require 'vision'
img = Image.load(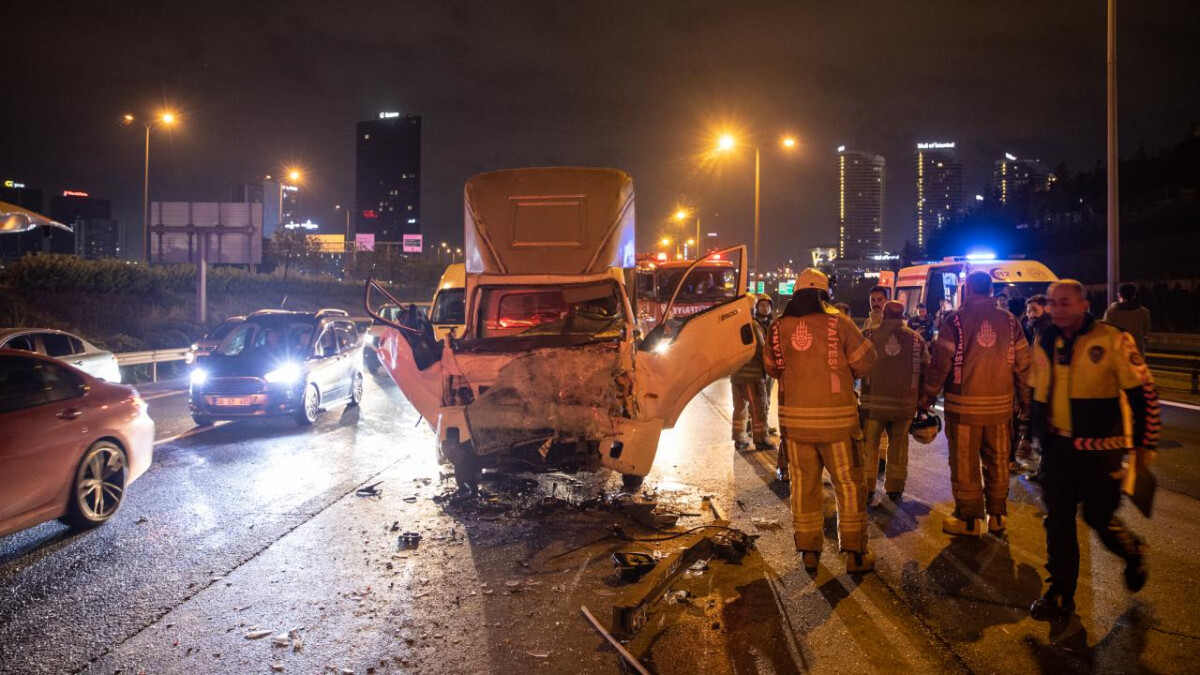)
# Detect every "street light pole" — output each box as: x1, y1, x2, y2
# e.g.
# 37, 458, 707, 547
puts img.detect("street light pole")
142, 124, 151, 263
1106, 0, 1120, 305
753, 146, 761, 286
